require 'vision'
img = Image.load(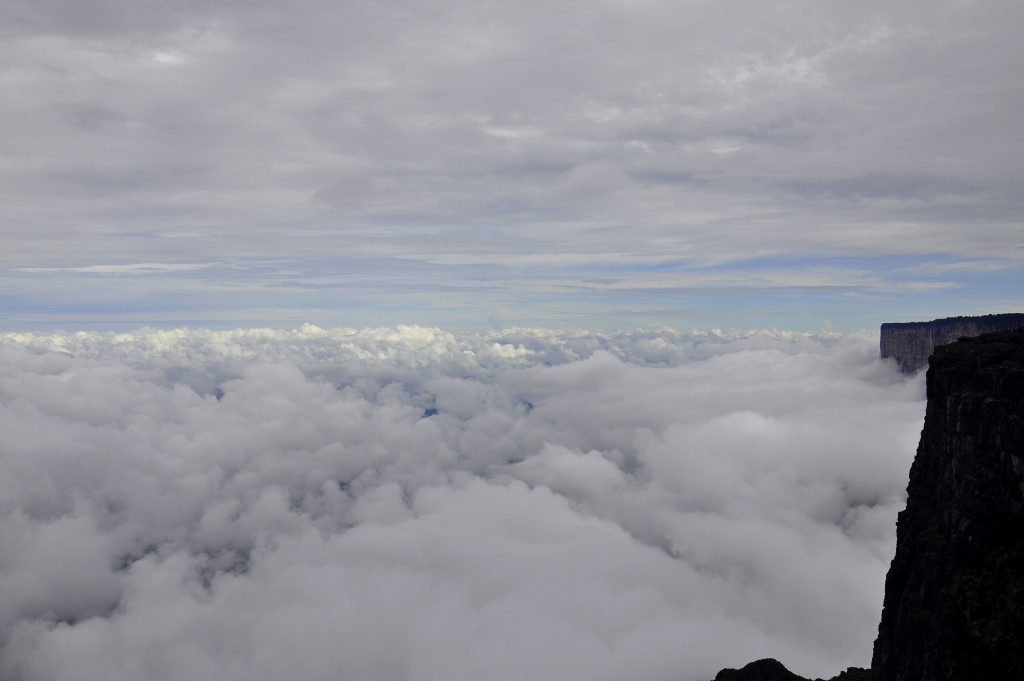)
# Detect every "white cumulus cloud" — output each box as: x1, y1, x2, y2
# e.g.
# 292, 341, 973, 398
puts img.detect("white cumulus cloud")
0, 326, 924, 680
